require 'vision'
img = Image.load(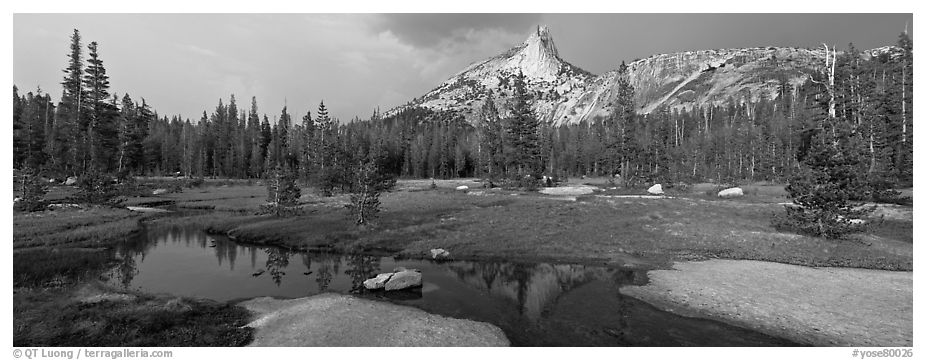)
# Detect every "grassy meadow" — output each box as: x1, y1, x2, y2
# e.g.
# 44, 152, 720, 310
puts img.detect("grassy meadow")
12, 176, 913, 346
